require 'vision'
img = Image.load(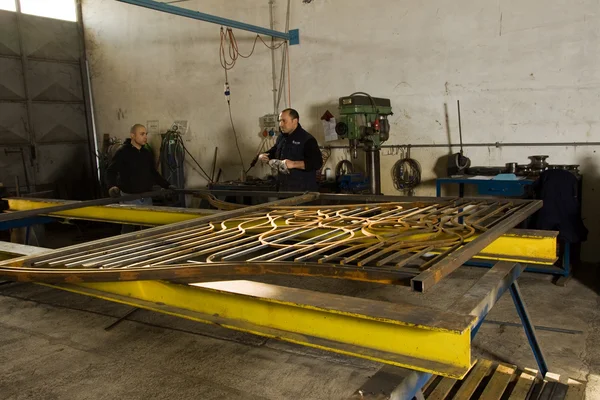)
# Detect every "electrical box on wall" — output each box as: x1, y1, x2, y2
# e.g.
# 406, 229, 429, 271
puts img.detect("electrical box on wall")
259, 113, 278, 137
